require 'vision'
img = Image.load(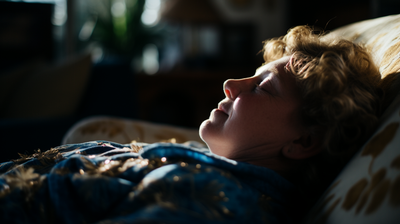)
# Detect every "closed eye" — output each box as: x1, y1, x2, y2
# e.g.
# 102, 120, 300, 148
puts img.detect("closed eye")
254, 83, 279, 98
254, 83, 270, 94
